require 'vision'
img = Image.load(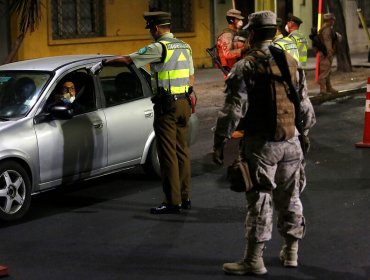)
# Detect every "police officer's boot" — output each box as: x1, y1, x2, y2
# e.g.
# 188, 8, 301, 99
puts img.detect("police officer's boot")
222, 241, 267, 275
279, 236, 299, 267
